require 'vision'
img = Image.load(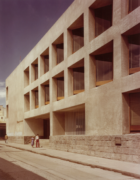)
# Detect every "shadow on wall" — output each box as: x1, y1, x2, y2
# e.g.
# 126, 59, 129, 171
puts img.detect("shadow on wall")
25, 119, 44, 136
0, 157, 47, 180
